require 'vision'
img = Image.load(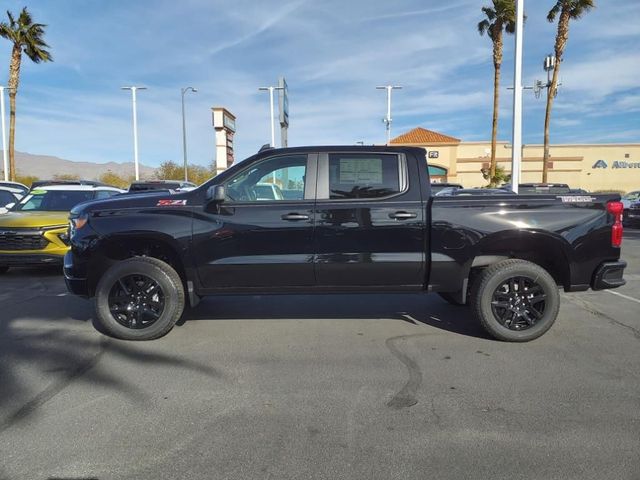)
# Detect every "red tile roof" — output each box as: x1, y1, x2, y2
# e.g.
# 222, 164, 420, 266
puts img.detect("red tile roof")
390, 127, 460, 145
